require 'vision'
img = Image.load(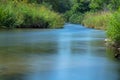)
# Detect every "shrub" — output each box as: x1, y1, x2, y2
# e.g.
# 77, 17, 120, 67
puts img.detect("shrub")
63, 11, 73, 22
107, 9, 120, 43
64, 11, 84, 24
0, 1, 21, 28
0, 1, 64, 29
82, 12, 112, 30
69, 13, 84, 24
